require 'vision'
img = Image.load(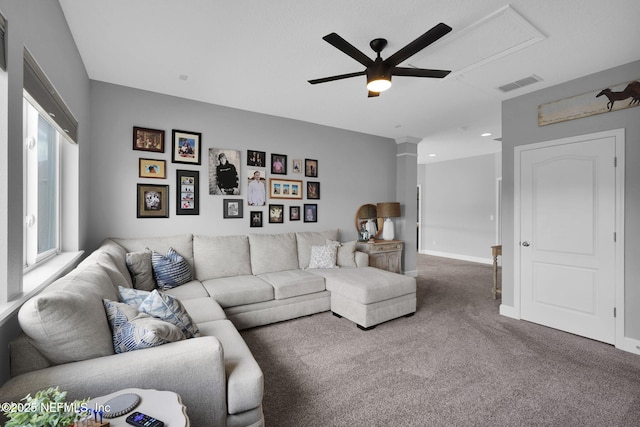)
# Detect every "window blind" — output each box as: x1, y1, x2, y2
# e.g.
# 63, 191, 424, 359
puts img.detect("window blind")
0, 13, 6, 71
23, 49, 78, 143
